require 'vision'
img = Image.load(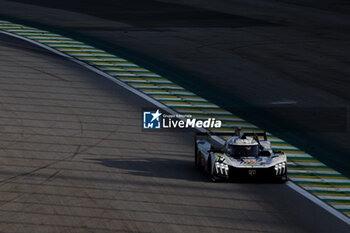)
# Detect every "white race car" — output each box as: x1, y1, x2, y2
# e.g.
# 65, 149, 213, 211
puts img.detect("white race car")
195, 130, 287, 182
